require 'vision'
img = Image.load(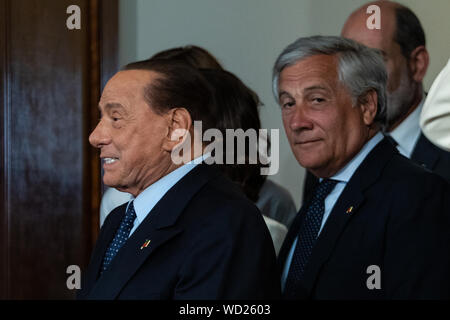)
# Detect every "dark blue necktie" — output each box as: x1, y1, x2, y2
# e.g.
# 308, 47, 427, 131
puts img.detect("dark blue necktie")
283, 178, 338, 298
101, 201, 137, 274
